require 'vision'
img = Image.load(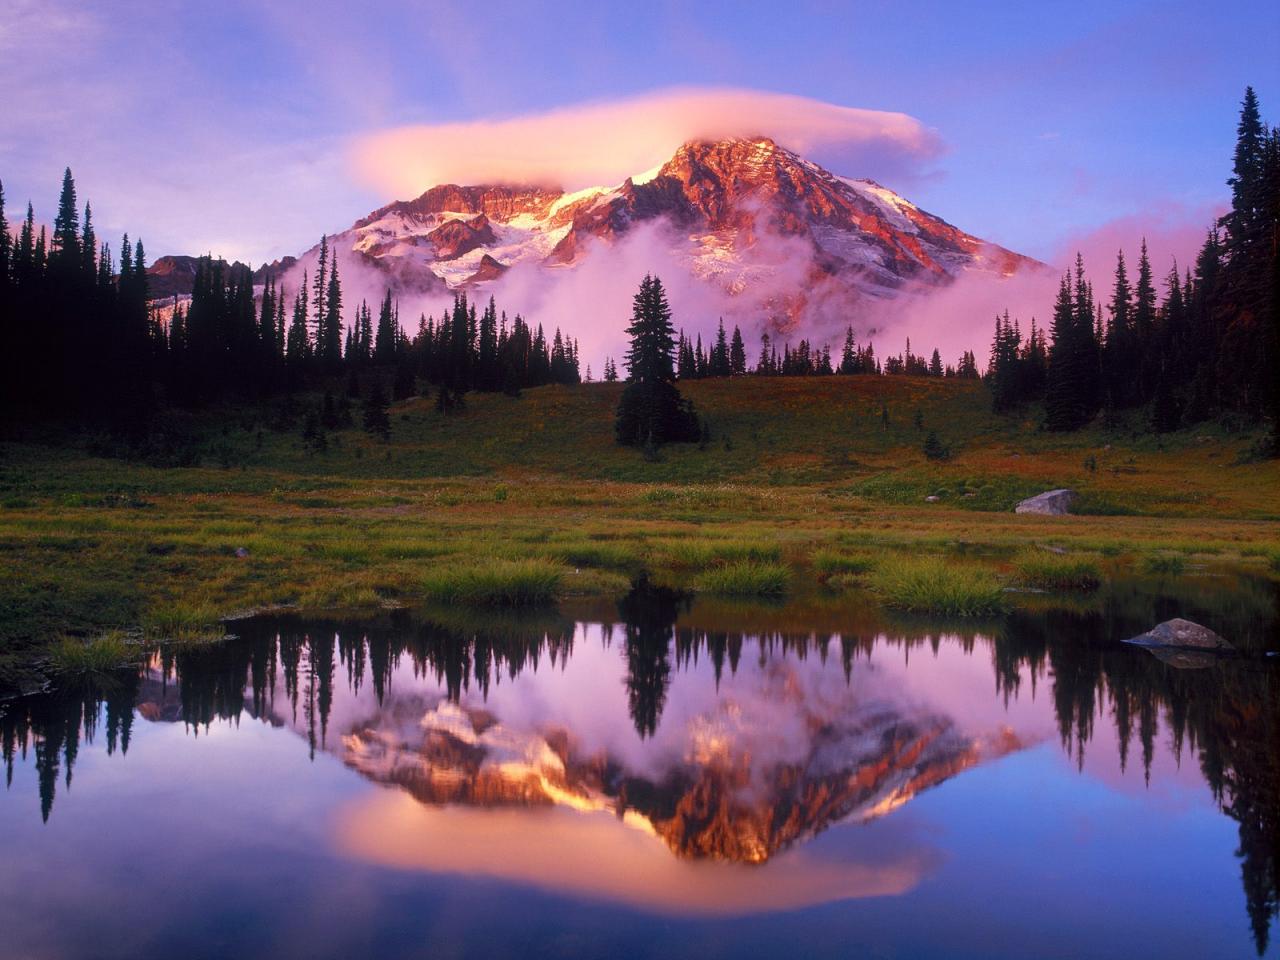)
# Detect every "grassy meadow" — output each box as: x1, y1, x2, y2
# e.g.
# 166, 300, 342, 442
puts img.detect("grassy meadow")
2, 375, 1277, 692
